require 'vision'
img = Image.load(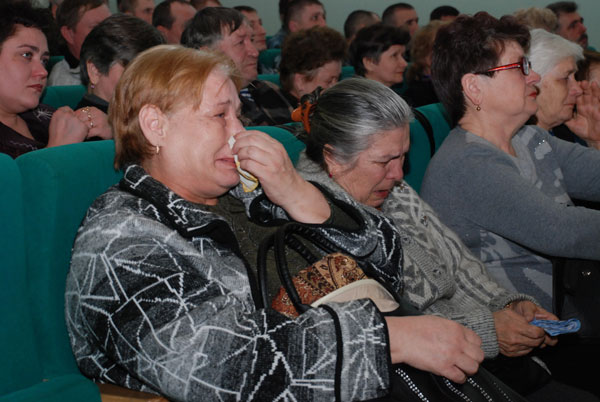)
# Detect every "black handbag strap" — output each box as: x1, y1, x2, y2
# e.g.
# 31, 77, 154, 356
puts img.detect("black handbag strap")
257, 221, 358, 314
413, 109, 436, 157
